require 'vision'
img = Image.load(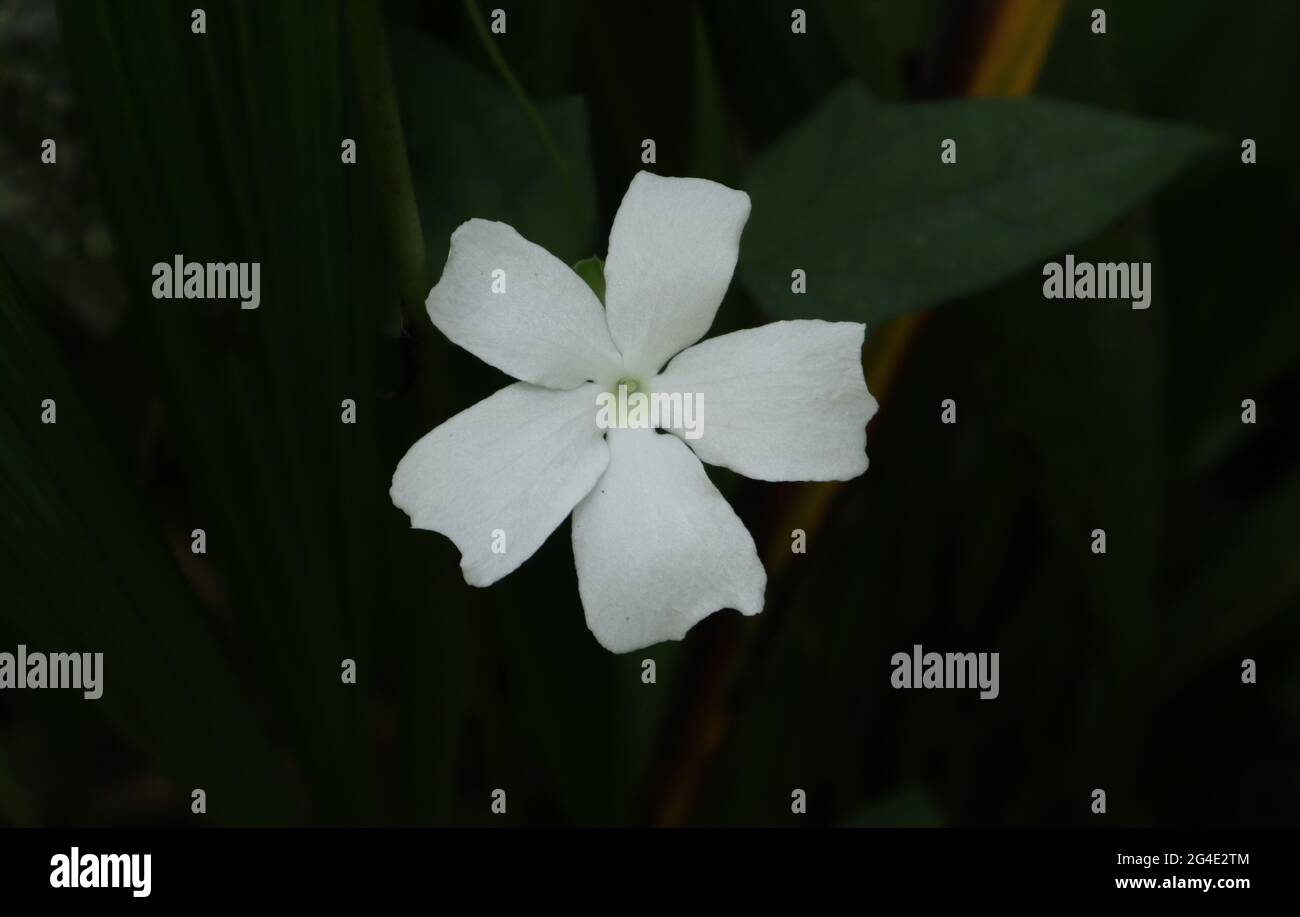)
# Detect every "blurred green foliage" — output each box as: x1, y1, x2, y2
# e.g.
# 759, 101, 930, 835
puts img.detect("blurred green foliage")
740, 85, 1211, 322
0, 0, 1296, 827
